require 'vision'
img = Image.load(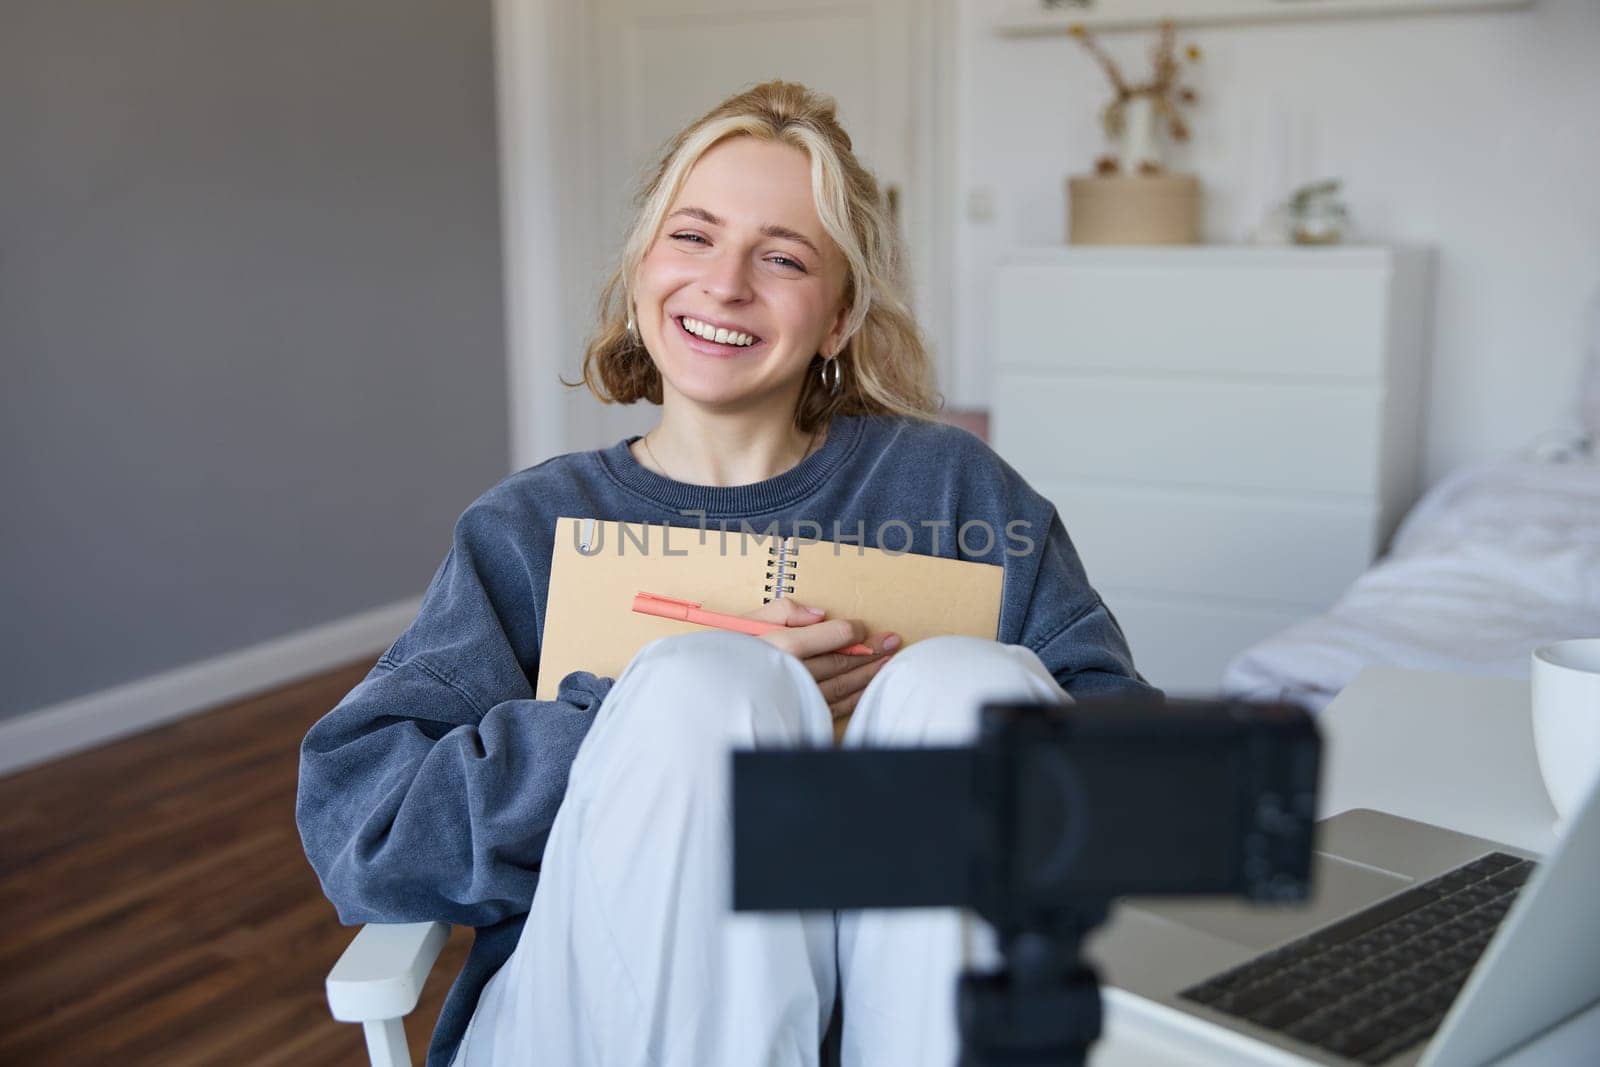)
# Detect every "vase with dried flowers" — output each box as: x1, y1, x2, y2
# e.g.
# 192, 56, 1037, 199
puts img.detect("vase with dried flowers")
1063, 20, 1205, 245
1069, 21, 1201, 176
